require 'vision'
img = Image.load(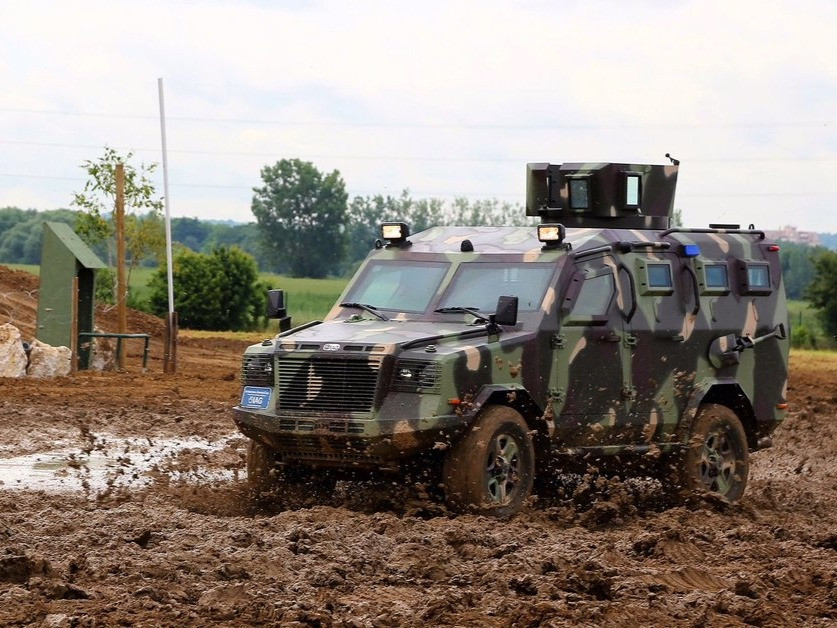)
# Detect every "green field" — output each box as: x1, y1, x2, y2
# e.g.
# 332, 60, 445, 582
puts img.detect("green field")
260, 273, 347, 326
